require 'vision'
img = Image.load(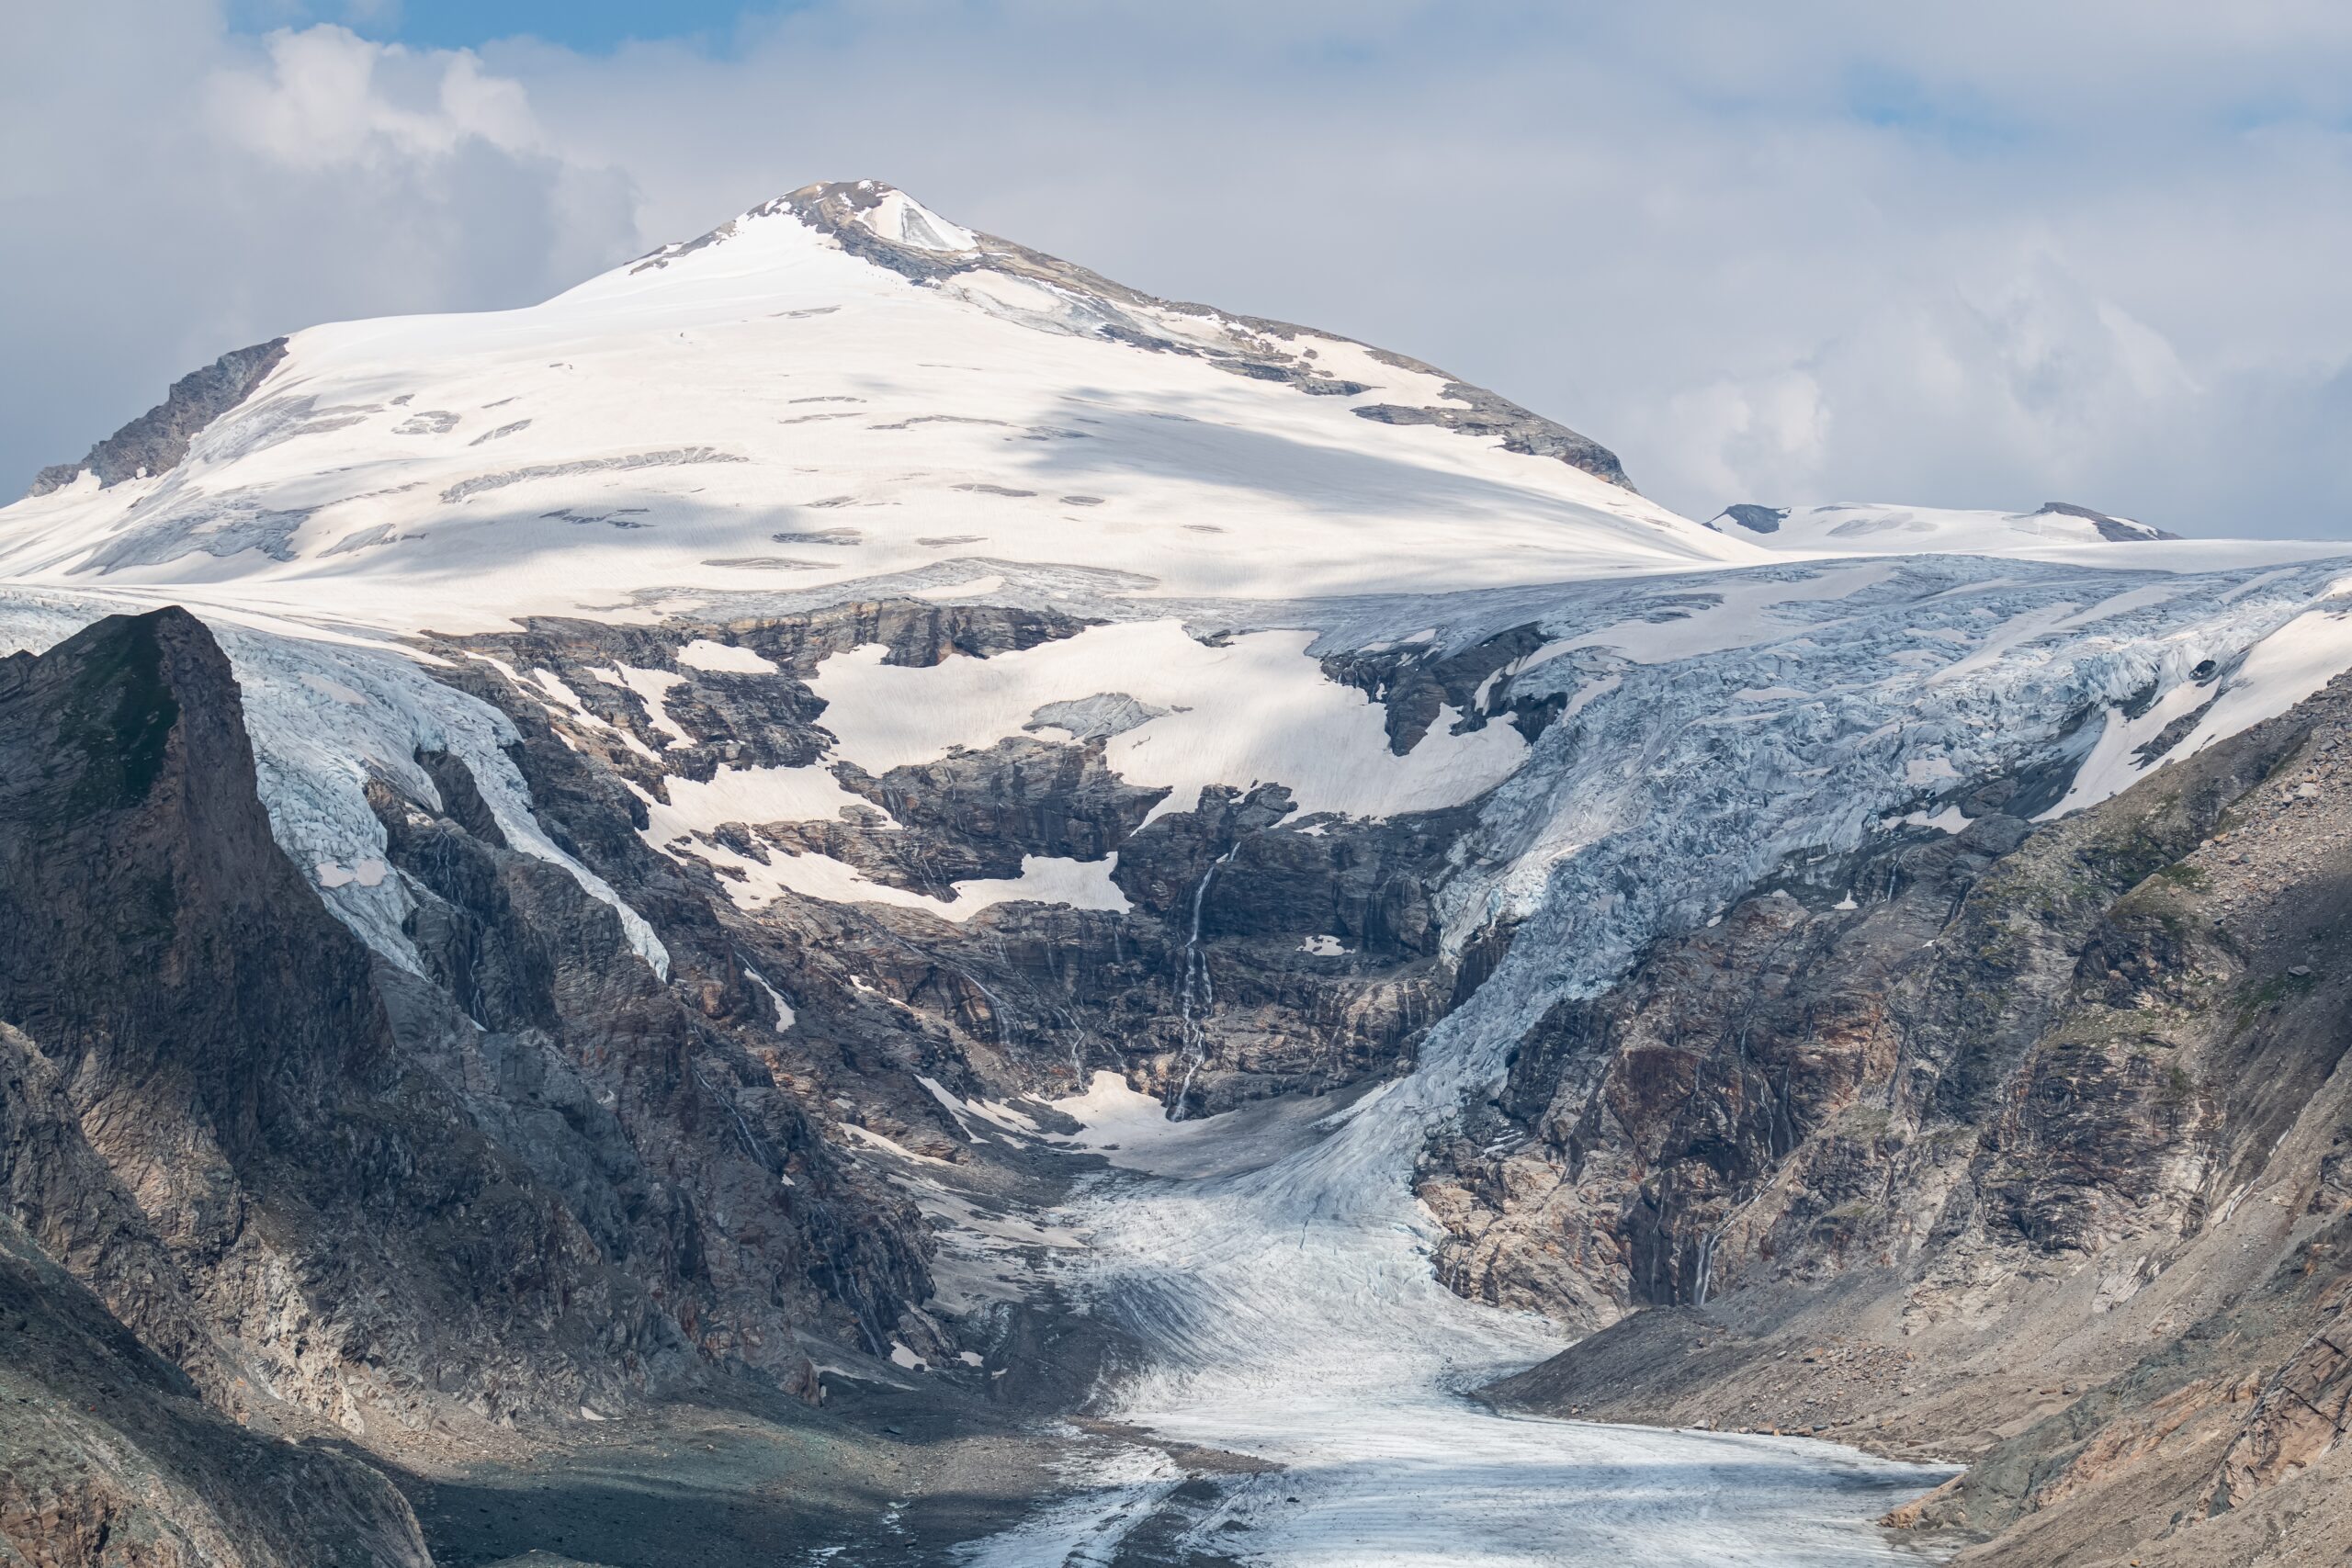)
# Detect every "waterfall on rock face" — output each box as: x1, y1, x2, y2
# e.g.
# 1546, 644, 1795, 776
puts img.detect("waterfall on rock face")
1171, 843, 1238, 1118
